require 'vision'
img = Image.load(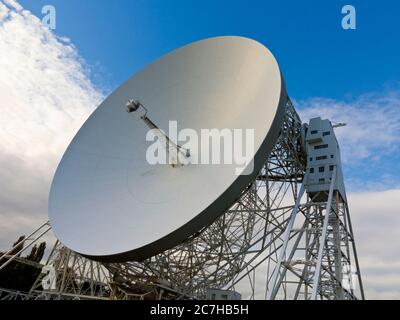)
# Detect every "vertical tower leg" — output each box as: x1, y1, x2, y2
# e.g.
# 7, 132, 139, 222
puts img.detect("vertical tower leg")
265, 166, 364, 300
